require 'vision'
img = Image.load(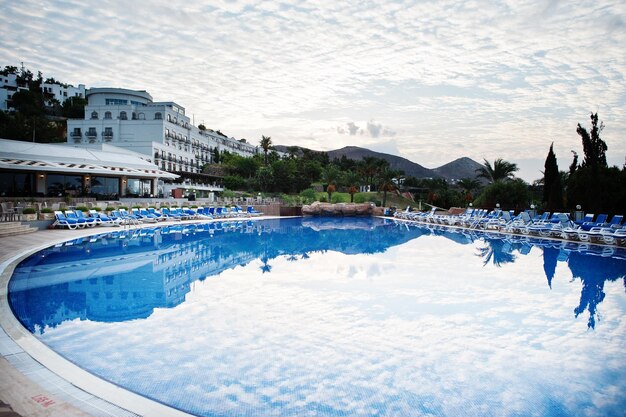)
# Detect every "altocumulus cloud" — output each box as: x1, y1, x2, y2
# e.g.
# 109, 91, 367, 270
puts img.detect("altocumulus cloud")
0, 0, 625, 180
